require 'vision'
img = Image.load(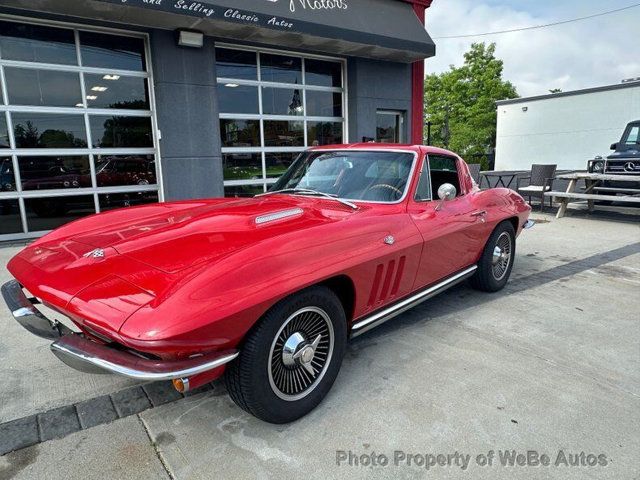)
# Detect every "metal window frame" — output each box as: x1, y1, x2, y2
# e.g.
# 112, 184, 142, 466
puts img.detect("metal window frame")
0, 13, 162, 241
216, 43, 348, 196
